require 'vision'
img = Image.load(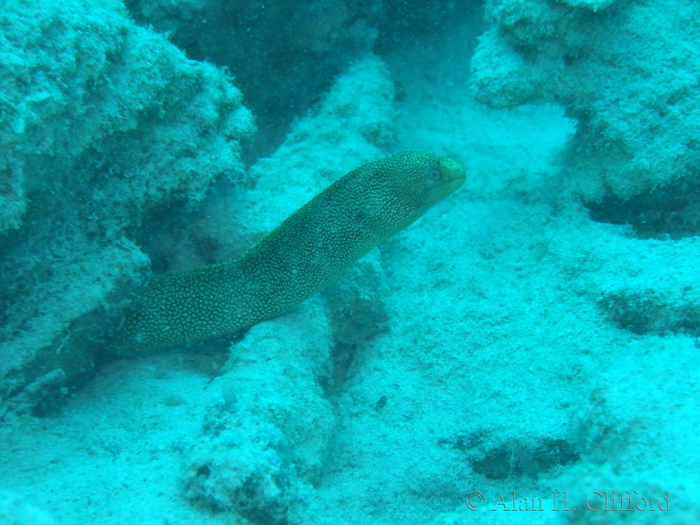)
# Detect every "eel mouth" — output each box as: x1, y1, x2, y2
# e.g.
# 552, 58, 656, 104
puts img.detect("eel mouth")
439, 157, 466, 192
423, 156, 466, 206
